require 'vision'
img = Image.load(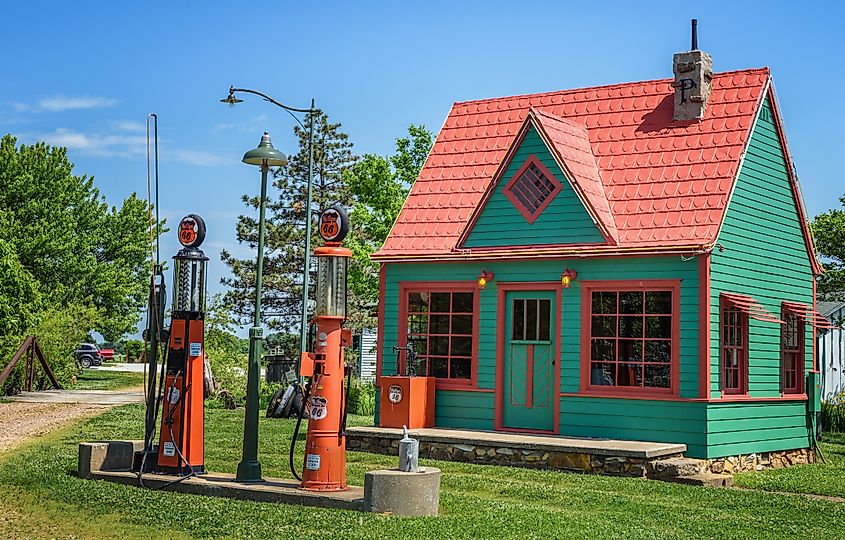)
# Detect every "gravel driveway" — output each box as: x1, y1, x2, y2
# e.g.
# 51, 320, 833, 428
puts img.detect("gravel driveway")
0, 401, 110, 453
